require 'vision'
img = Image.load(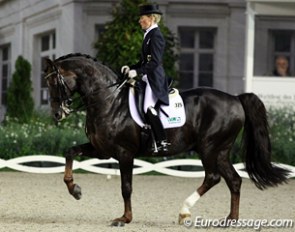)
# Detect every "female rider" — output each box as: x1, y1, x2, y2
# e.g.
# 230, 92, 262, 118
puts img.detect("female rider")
121, 3, 169, 152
